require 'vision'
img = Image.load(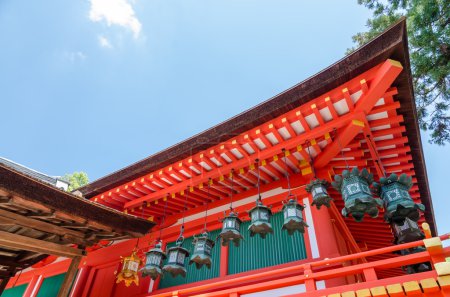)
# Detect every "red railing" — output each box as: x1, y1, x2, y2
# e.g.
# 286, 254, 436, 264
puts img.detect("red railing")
145, 229, 450, 297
